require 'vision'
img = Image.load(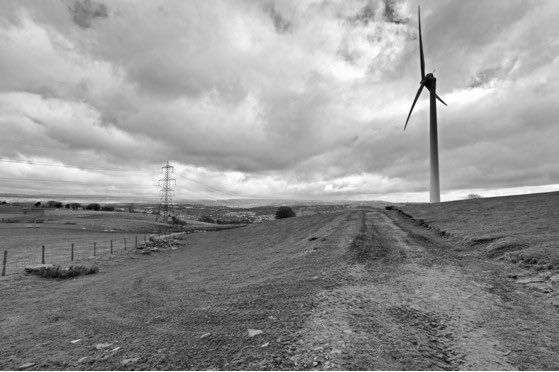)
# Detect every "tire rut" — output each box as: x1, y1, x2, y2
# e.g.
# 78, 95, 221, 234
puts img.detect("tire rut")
292, 211, 516, 370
